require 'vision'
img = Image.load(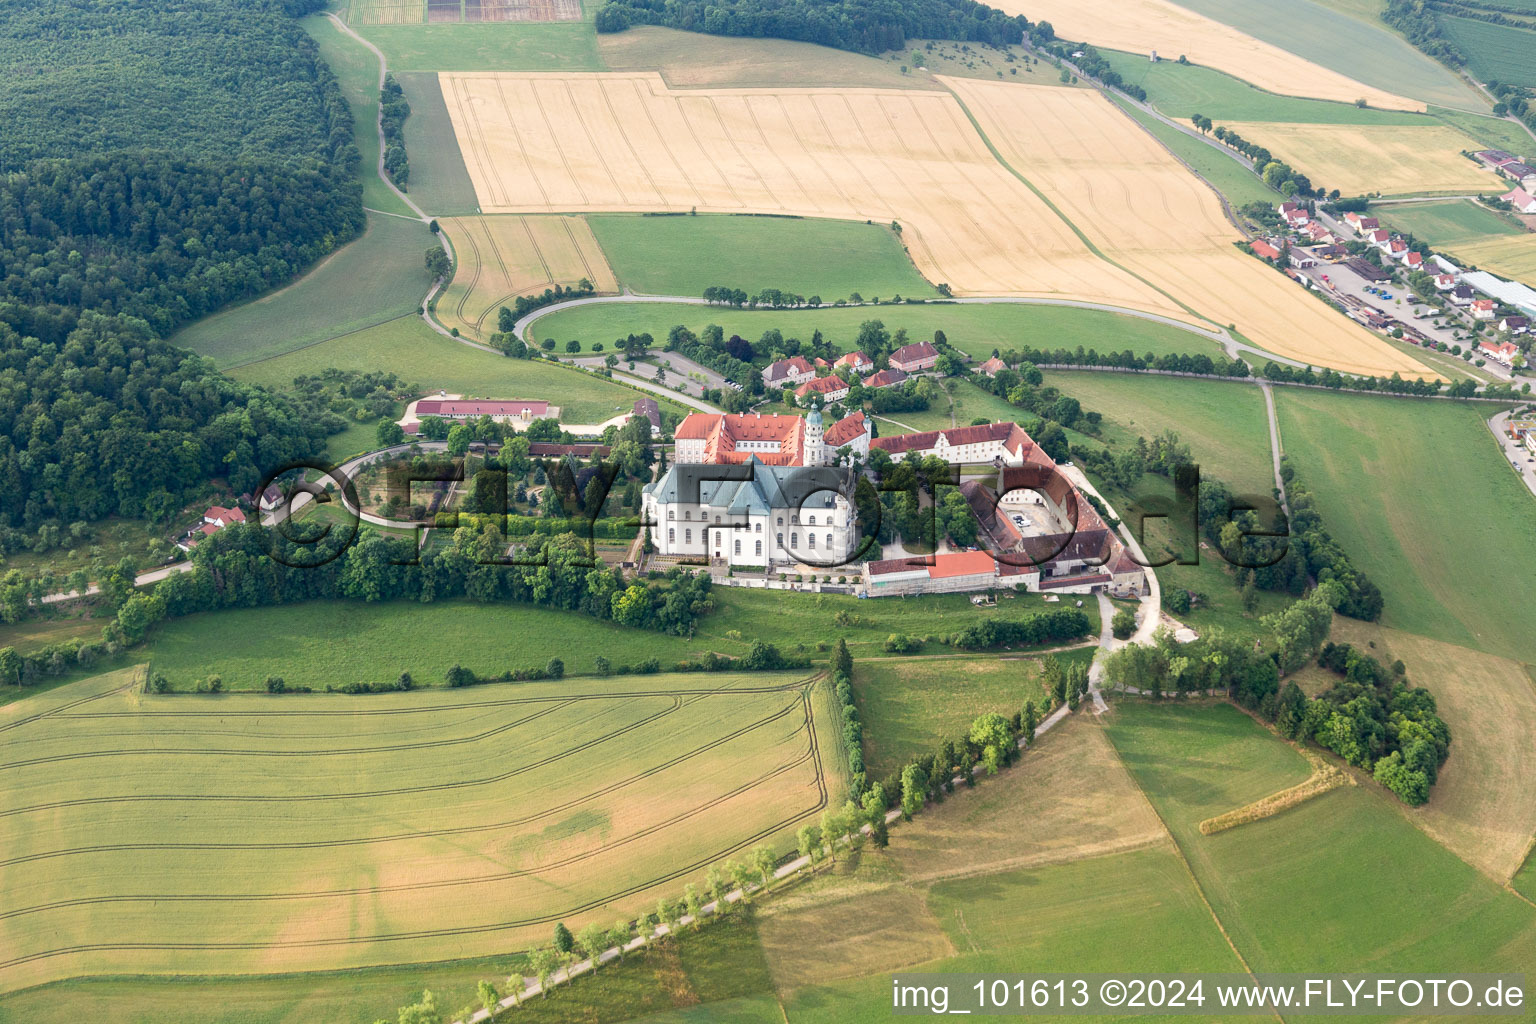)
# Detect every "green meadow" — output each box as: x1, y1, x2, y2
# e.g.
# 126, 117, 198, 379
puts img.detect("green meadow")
852, 649, 1094, 779
587, 214, 936, 301
393, 72, 481, 215
171, 214, 433, 368
1439, 14, 1536, 88
1169, 0, 1485, 110
1378, 199, 1523, 246
1106, 97, 1280, 208
530, 300, 1229, 360
1102, 50, 1428, 124
351, 21, 603, 72
145, 600, 720, 689
1276, 389, 1536, 665
303, 15, 414, 216
227, 316, 675, 423
1045, 371, 1275, 495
